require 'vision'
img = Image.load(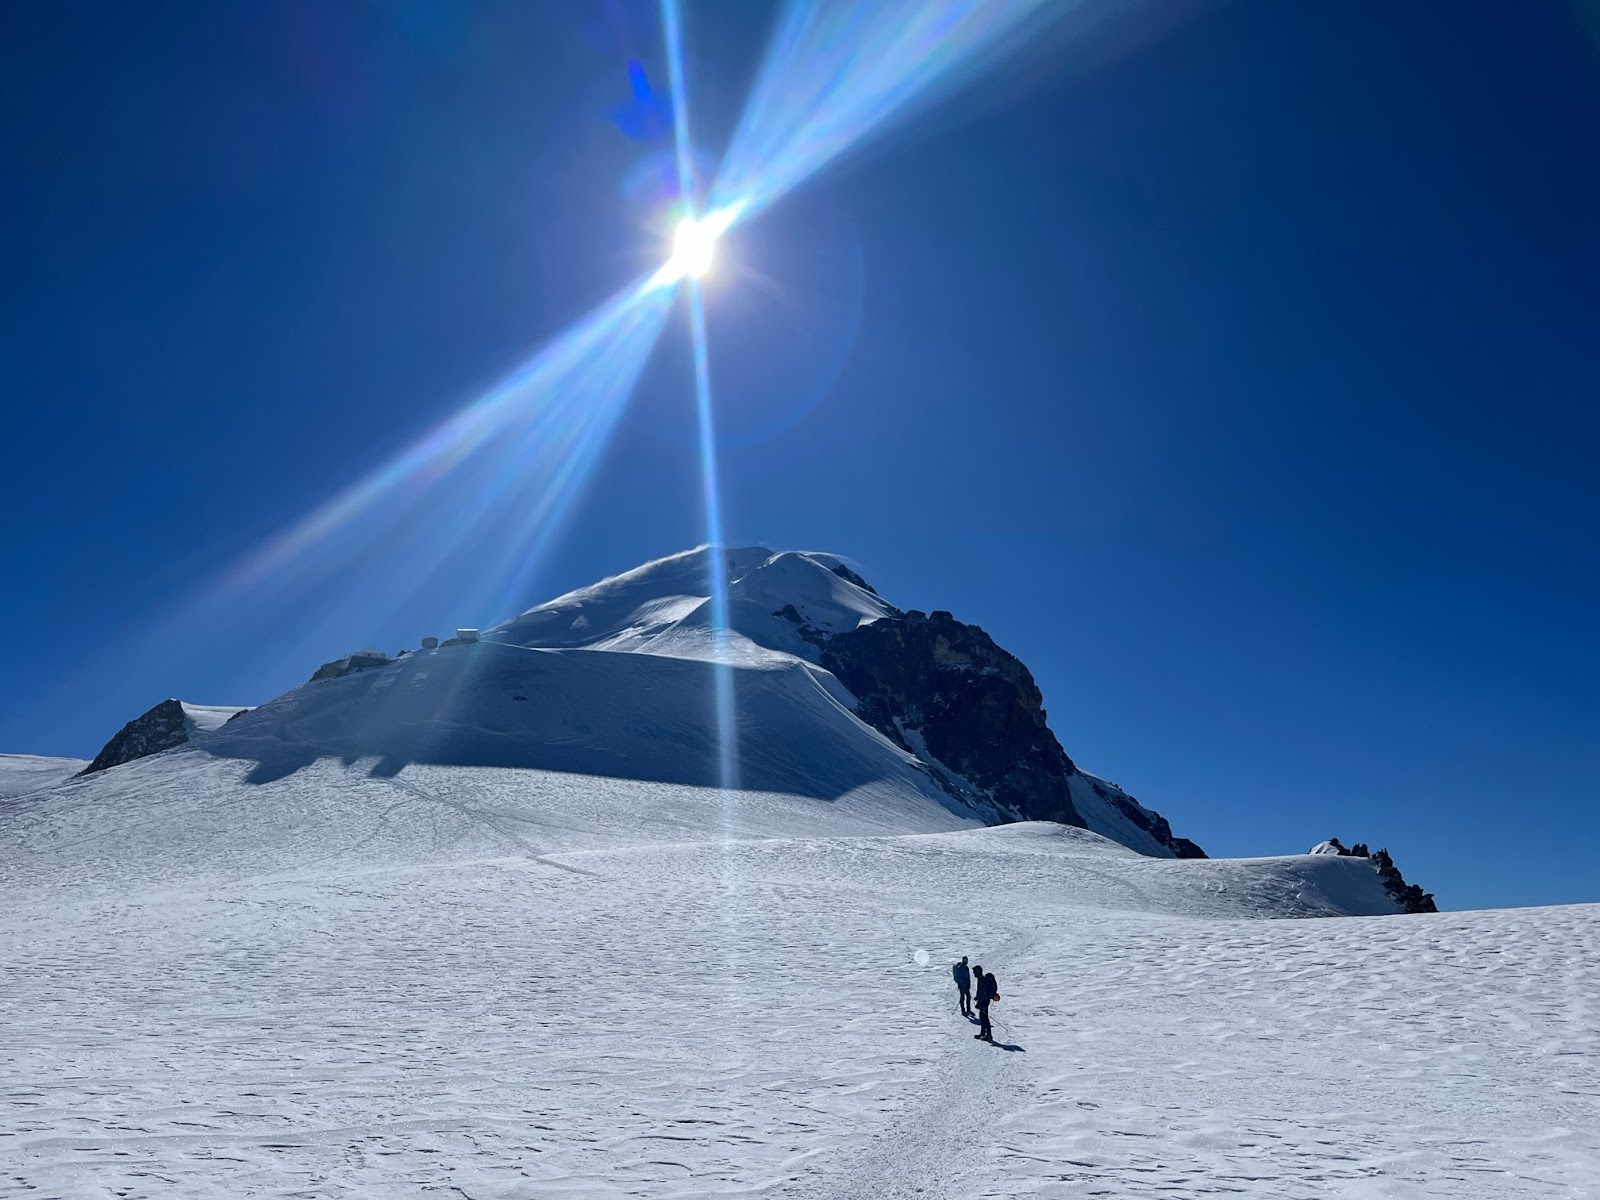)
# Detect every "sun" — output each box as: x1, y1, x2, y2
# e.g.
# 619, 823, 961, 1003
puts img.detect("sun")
670, 215, 717, 280
649, 204, 742, 290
